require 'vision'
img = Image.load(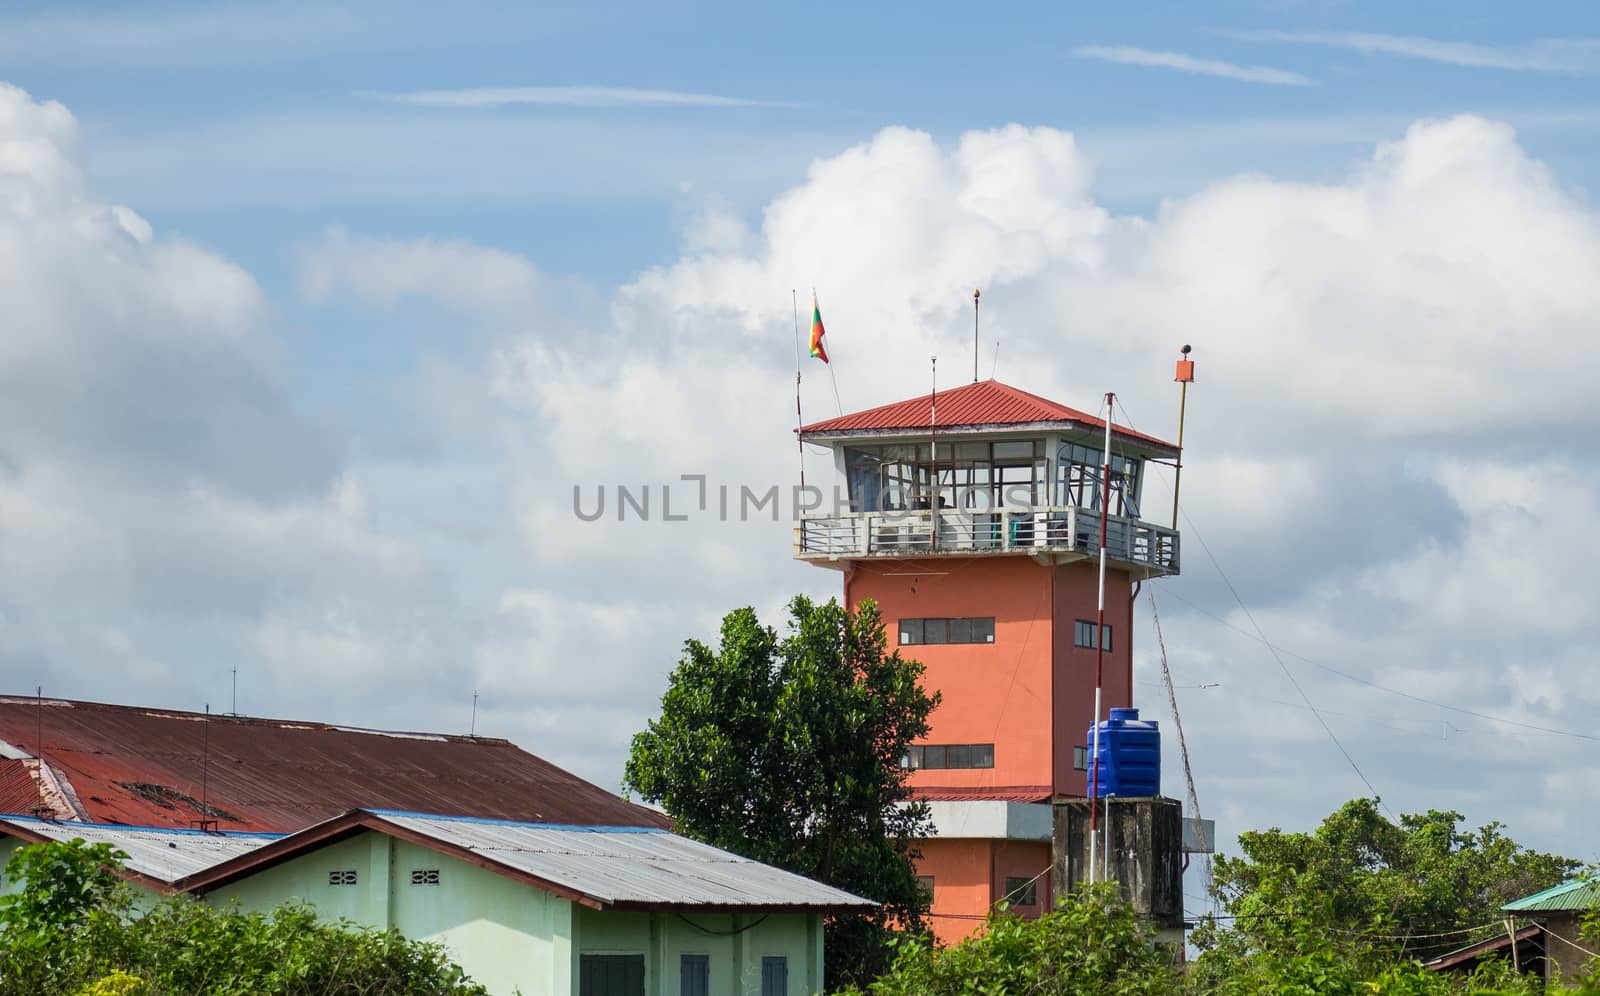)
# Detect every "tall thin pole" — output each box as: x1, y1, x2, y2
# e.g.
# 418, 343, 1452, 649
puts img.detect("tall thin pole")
1088, 391, 1115, 882
34, 686, 41, 765
1172, 345, 1194, 532
972, 288, 981, 383
471, 691, 479, 737
792, 290, 806, 492
199, 703, 210, 825
929, 356, 938, 551
230, 667, 237, 716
